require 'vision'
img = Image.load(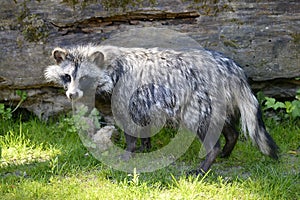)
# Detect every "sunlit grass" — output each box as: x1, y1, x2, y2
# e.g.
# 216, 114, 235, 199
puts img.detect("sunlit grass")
0, 115, 299, 200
